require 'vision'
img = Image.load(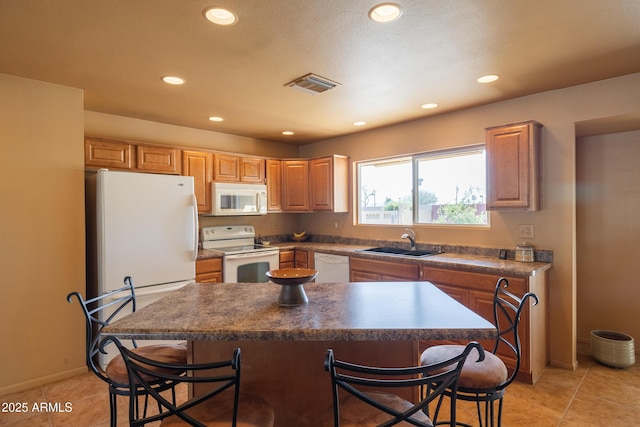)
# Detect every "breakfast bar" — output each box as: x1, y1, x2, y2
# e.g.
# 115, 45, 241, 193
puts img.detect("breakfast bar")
104, 281, 496, 426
